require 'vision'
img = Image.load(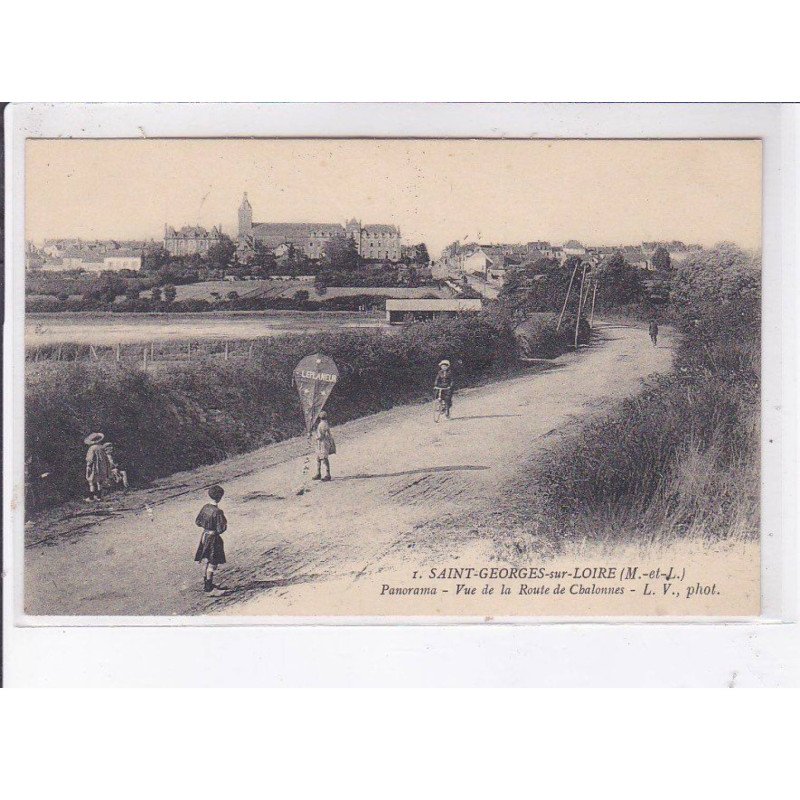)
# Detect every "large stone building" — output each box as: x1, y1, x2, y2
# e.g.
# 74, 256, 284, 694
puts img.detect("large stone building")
164, 224, 223, 256
236, 193, 401, 262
